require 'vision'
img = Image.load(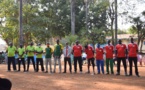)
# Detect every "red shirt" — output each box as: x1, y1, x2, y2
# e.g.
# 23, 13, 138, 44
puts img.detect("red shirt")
116, 44, 126, 58
105, 45, 114, 59
85, 46, 94, 59
73, 45, 82, 57
128, 43, 138, 57
96, 48, 104, 60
